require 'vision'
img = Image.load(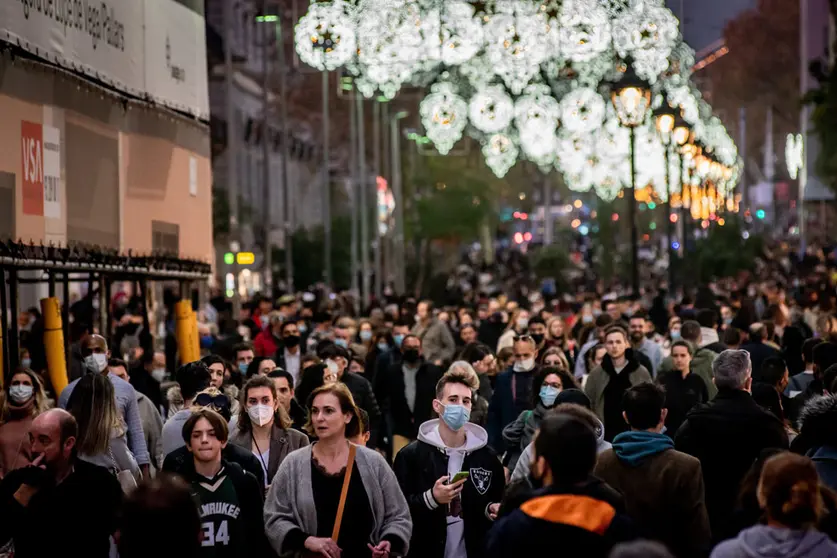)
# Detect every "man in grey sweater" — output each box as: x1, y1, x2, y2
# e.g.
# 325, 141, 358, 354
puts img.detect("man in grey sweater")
58, 335, 150, 476
161, 361, 211, 456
